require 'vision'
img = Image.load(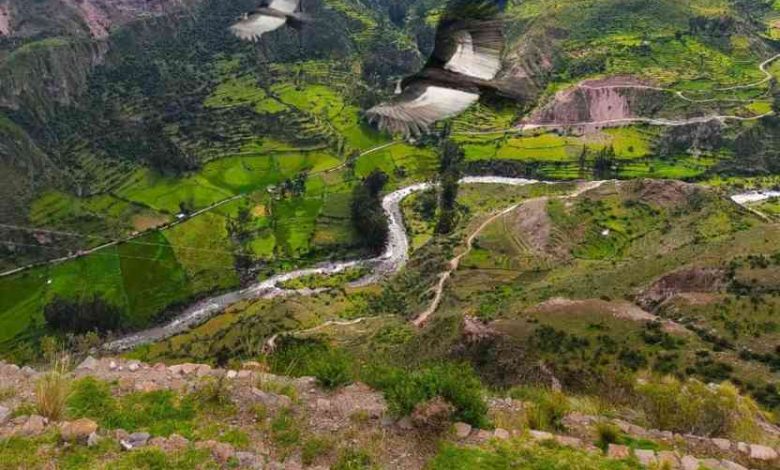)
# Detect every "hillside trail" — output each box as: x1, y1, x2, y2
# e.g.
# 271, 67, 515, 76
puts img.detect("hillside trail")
412, 180, 607, 327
